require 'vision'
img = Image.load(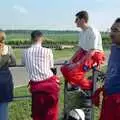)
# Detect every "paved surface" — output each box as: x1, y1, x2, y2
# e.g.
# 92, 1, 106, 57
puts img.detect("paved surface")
11, 50, 110, 87
11, 60, 64, 87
